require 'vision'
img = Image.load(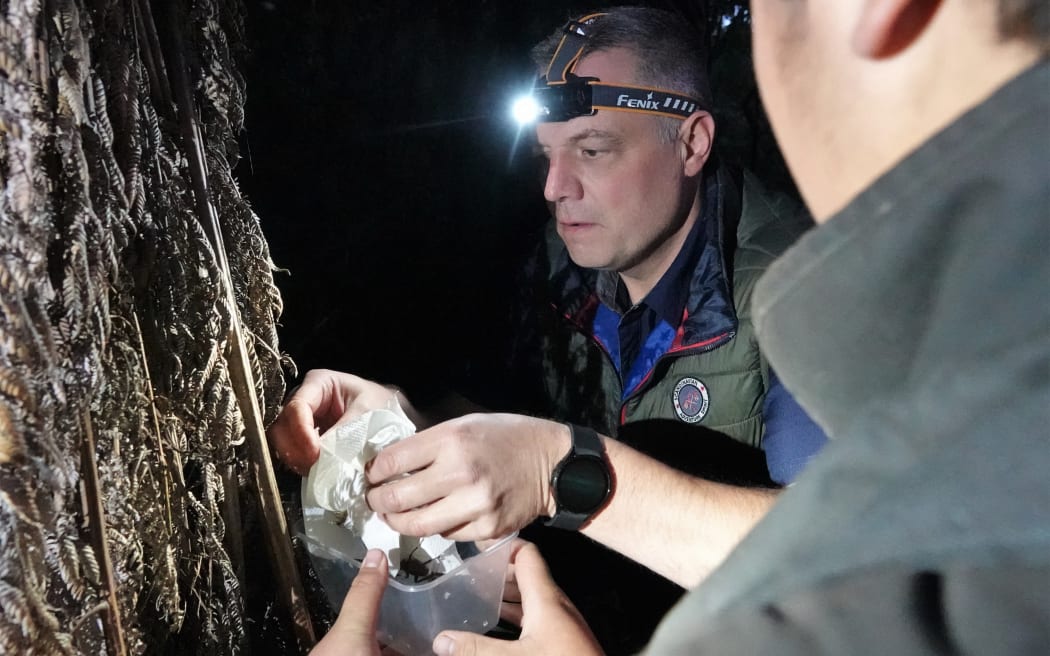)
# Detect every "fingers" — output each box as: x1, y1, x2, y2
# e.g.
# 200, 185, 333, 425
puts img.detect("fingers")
270, 369, 400, 475
269, 369, 348, 475
269, 397, 321, 475
498, 538, 527, 611
477, 540, 549, 628
340, 549, 388, 633
500, 599, 524, 627
370, 471, 519, 541
365, 432, 476, 536
502, 579, 522, 604
433, 631, 513, 656
311, 549, 387, 656
296, 369, 353, 428
507, 542, 560, 613
366, 431, 440, 485
509, 542, 603, 653
372, 488, 492, 540
433, 543, 602, 656
366, 418, 542, 540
